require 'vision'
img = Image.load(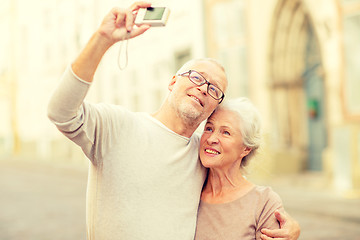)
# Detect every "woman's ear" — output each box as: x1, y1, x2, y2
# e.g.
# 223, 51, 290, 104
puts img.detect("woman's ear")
241, 147, 252, 158
168, 75, 177, 91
